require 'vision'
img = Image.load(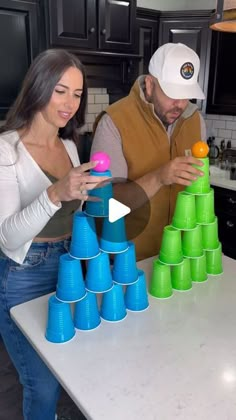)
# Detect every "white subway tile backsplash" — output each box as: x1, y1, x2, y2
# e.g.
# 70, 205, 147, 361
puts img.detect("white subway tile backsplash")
213, 120, 225, 129
87, 104, 102, 114
88, 88, 104, 94
218, 129, 232, 138
219, 115, 234, 121
226, 121, 236, 130
85, 114, 96, 123
205, 113, 236, 147
205, 114, 219, 120
87, 95, 95, 104
95, 94, 109, 104
82, 88, 109, 132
